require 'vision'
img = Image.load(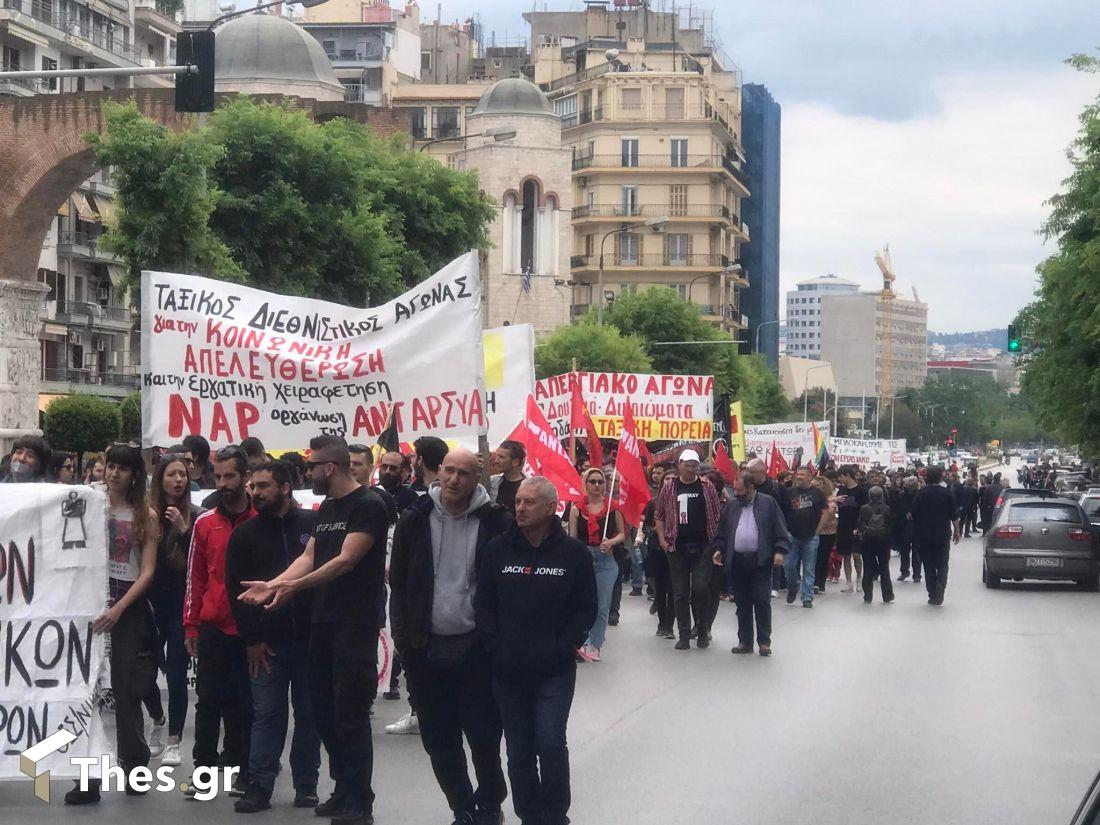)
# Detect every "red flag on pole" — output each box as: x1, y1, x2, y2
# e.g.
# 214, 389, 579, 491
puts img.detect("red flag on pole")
638, 437, 653, 468
712, 440, 739, 486
767, 441, 789, 479
570, 377, 603, 469
613, 402, 651, 527
506, 395, 584, 503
